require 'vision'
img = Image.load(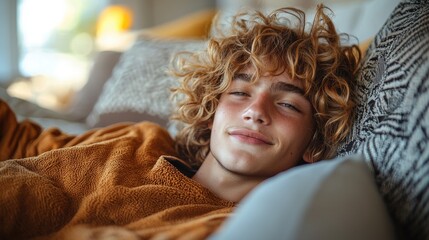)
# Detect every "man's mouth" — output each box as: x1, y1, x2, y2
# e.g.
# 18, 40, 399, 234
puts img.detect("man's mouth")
228, 129, 274, 145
